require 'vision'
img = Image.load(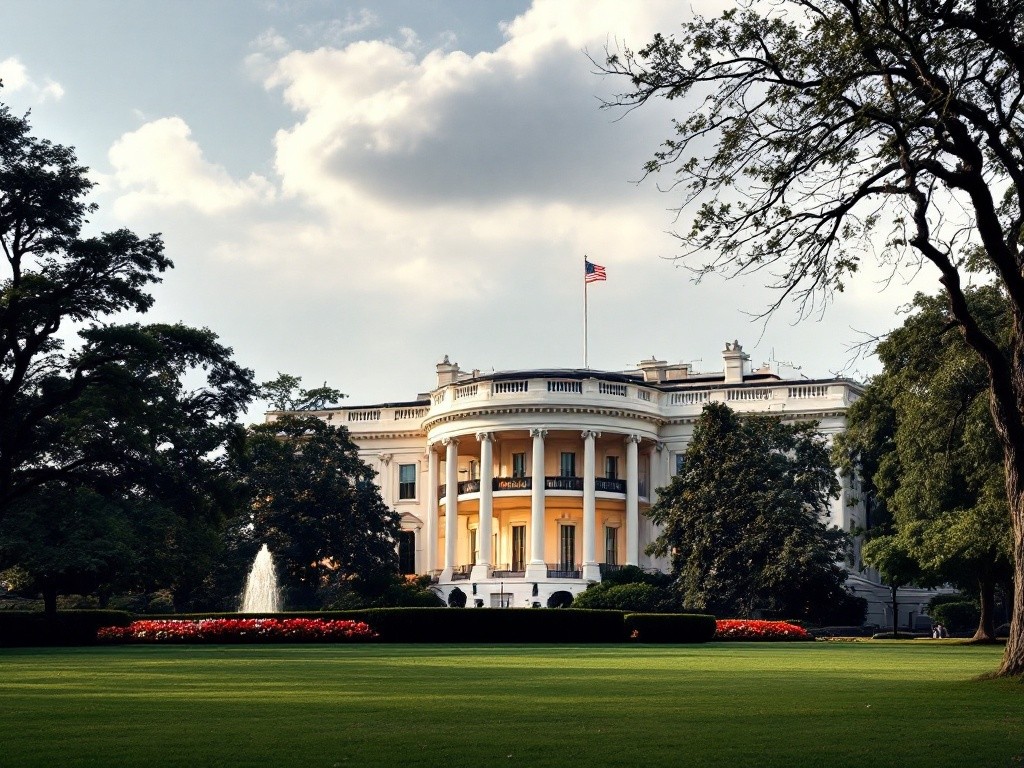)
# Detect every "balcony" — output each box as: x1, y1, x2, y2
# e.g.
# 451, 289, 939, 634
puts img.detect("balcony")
439, 476, 630, 498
